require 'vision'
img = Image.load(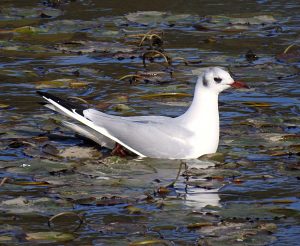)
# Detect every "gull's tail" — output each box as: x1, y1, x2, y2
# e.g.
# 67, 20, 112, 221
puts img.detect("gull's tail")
36, 91, 143, 156
37, 91, 116, 149
36, 91, 86, 116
